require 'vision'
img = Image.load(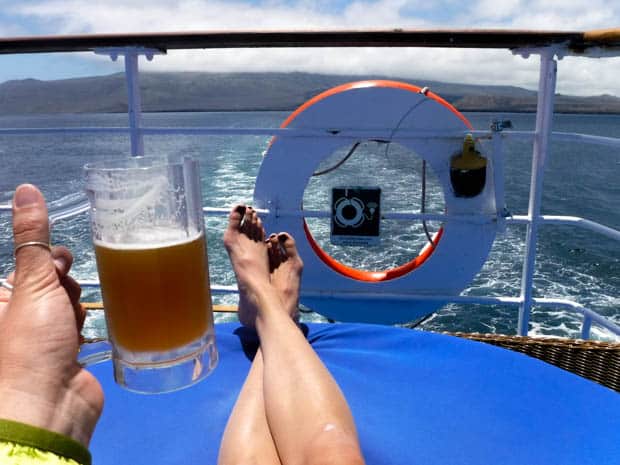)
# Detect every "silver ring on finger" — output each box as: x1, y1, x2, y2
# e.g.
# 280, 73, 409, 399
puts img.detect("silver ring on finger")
14, 241, 52, 256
